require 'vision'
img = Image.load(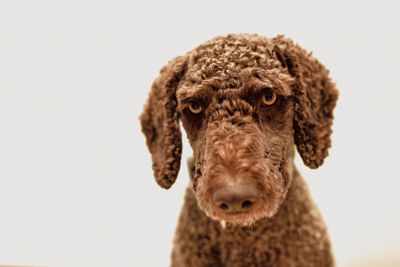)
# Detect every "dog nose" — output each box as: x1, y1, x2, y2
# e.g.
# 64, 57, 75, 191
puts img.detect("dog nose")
212, 181, 259, 213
